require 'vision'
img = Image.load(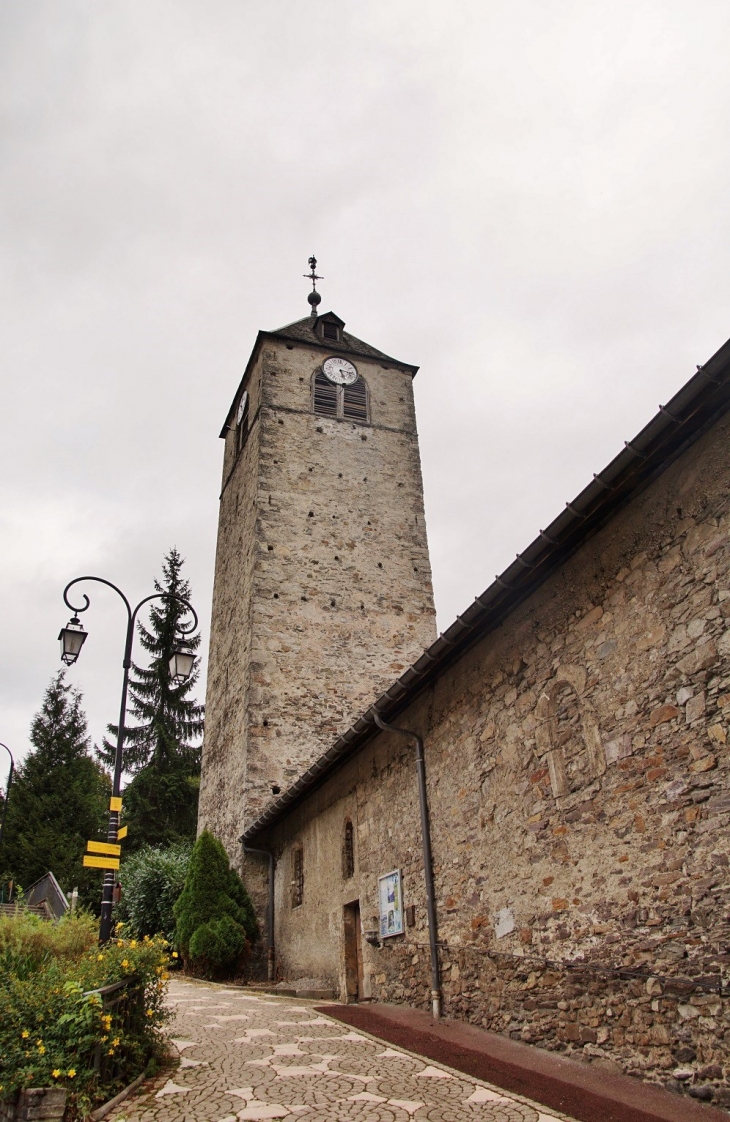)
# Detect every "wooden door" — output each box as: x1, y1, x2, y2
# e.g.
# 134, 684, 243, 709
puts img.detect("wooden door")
343, 901, 363, 1003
